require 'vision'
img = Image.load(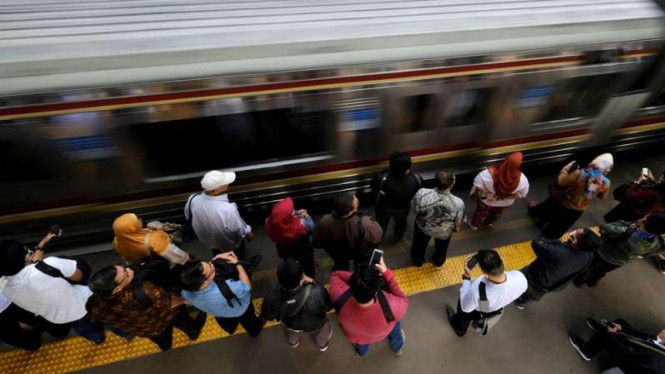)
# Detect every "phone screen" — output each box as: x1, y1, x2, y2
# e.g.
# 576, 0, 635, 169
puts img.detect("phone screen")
466, 256, 479, 269
369, 249, 383, 267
